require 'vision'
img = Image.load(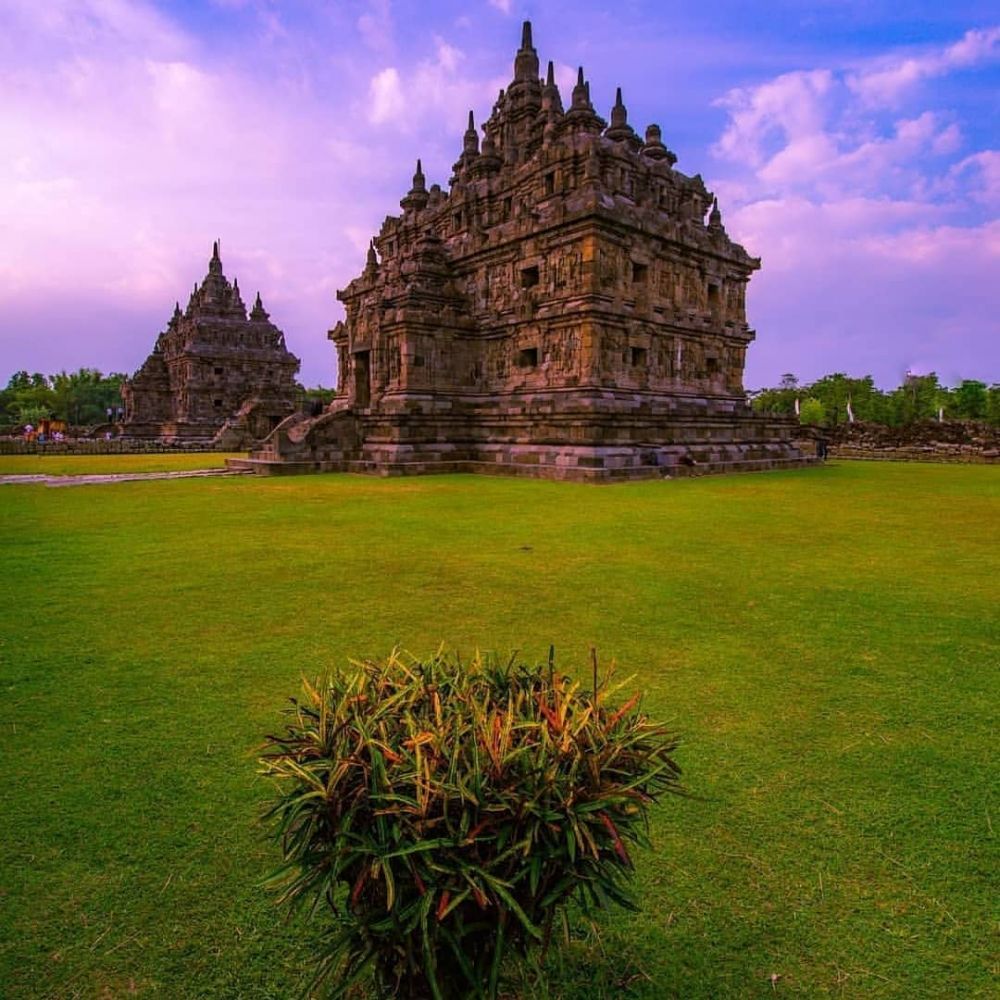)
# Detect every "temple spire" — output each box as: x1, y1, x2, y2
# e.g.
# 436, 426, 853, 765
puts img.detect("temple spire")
209, 240, 223, 276
400, 158, 430, 212
570, 67, 591, 111
641, 123, 677, 165
463, 110, 479, 156
605, 86, 638, 146
250, 291, 269, 321
513, 19, 539, 82
708, 196, 725, 235
541, 59, 564, 119
564, 65, 603, 132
